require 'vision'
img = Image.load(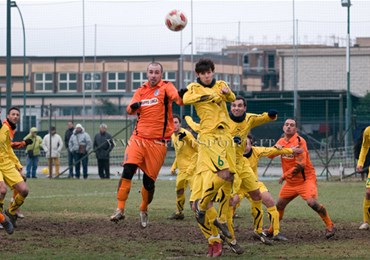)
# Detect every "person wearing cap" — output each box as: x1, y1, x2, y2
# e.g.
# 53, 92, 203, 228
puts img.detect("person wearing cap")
94, 123, 114, 179
42, 126, 63, 178
68, 123, 92, 179
23, 127, 43, 179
